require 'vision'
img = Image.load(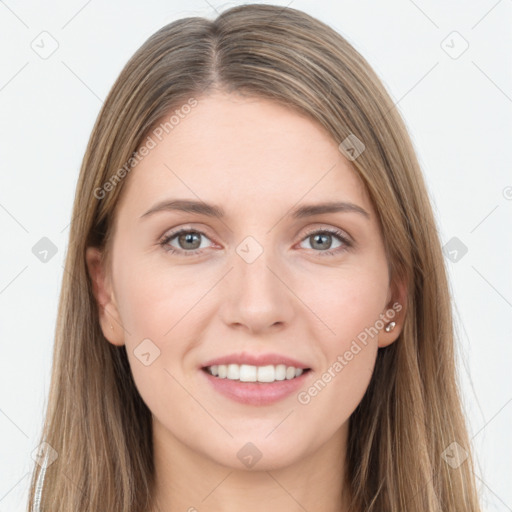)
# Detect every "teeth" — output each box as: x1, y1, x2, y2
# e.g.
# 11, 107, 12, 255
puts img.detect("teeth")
206, 364, 305, 383
227, 364, 239, 380
240, 364, 257, 382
